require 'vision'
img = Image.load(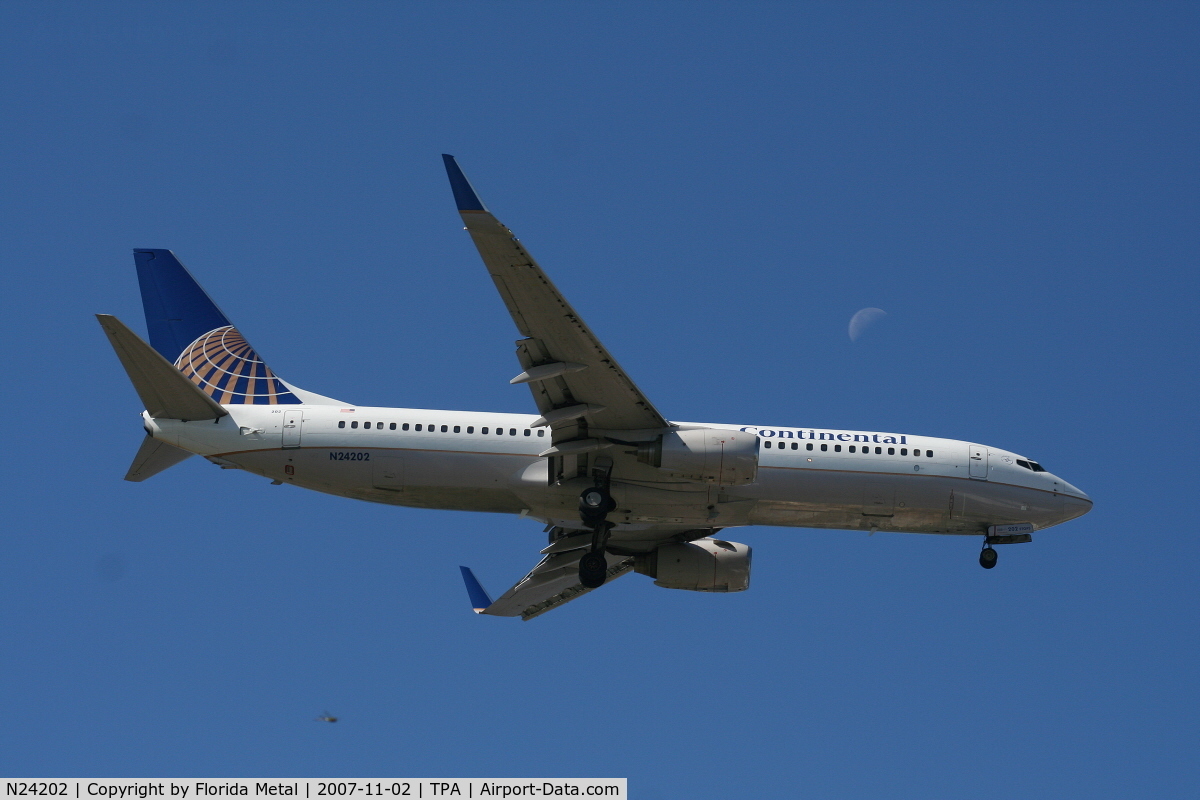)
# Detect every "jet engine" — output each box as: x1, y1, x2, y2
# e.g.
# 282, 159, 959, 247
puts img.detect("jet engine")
636, 428, 759, 485
634, 538, 752, 592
